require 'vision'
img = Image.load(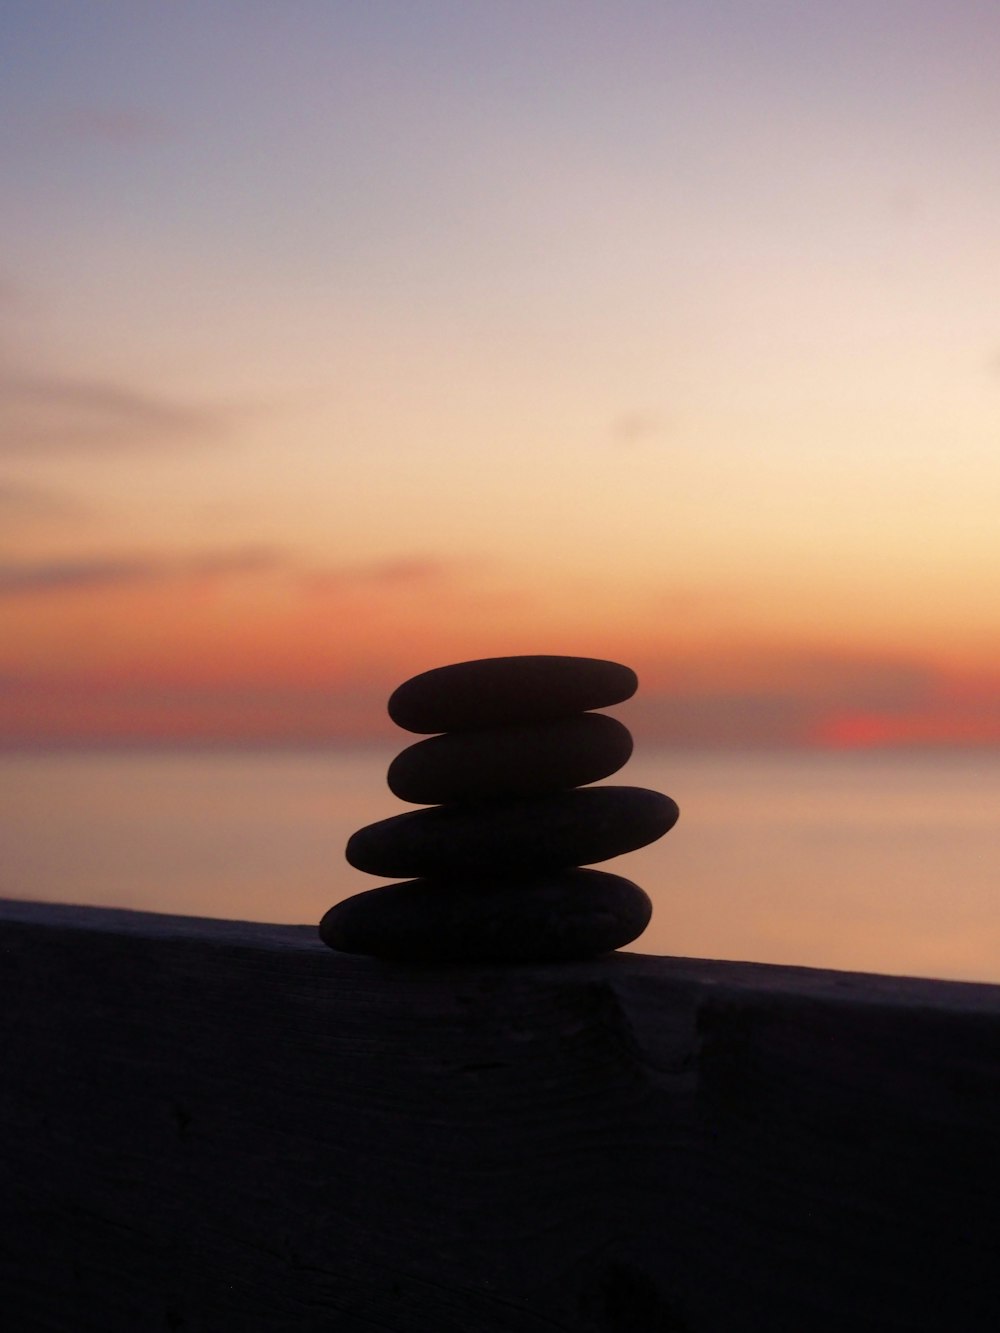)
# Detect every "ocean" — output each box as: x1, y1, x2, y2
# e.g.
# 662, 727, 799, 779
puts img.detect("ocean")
3, 746, 998, 984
